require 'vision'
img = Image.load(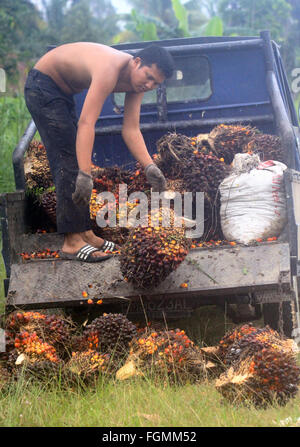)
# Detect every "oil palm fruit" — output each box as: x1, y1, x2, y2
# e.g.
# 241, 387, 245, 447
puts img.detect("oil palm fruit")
243, 133, 285, 164
120, 208, 190, 288
83, 313, 138, 356
216, 324, 300, 407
